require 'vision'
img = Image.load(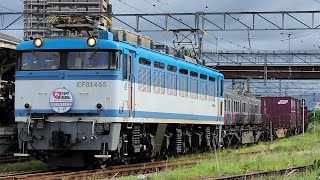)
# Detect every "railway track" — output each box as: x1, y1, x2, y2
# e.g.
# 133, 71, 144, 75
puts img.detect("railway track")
210, 164, 314, 180
0, 159, 314, 180
0, 154, 33, 165
0, 158, 200, 180
0, 151, 314, 180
